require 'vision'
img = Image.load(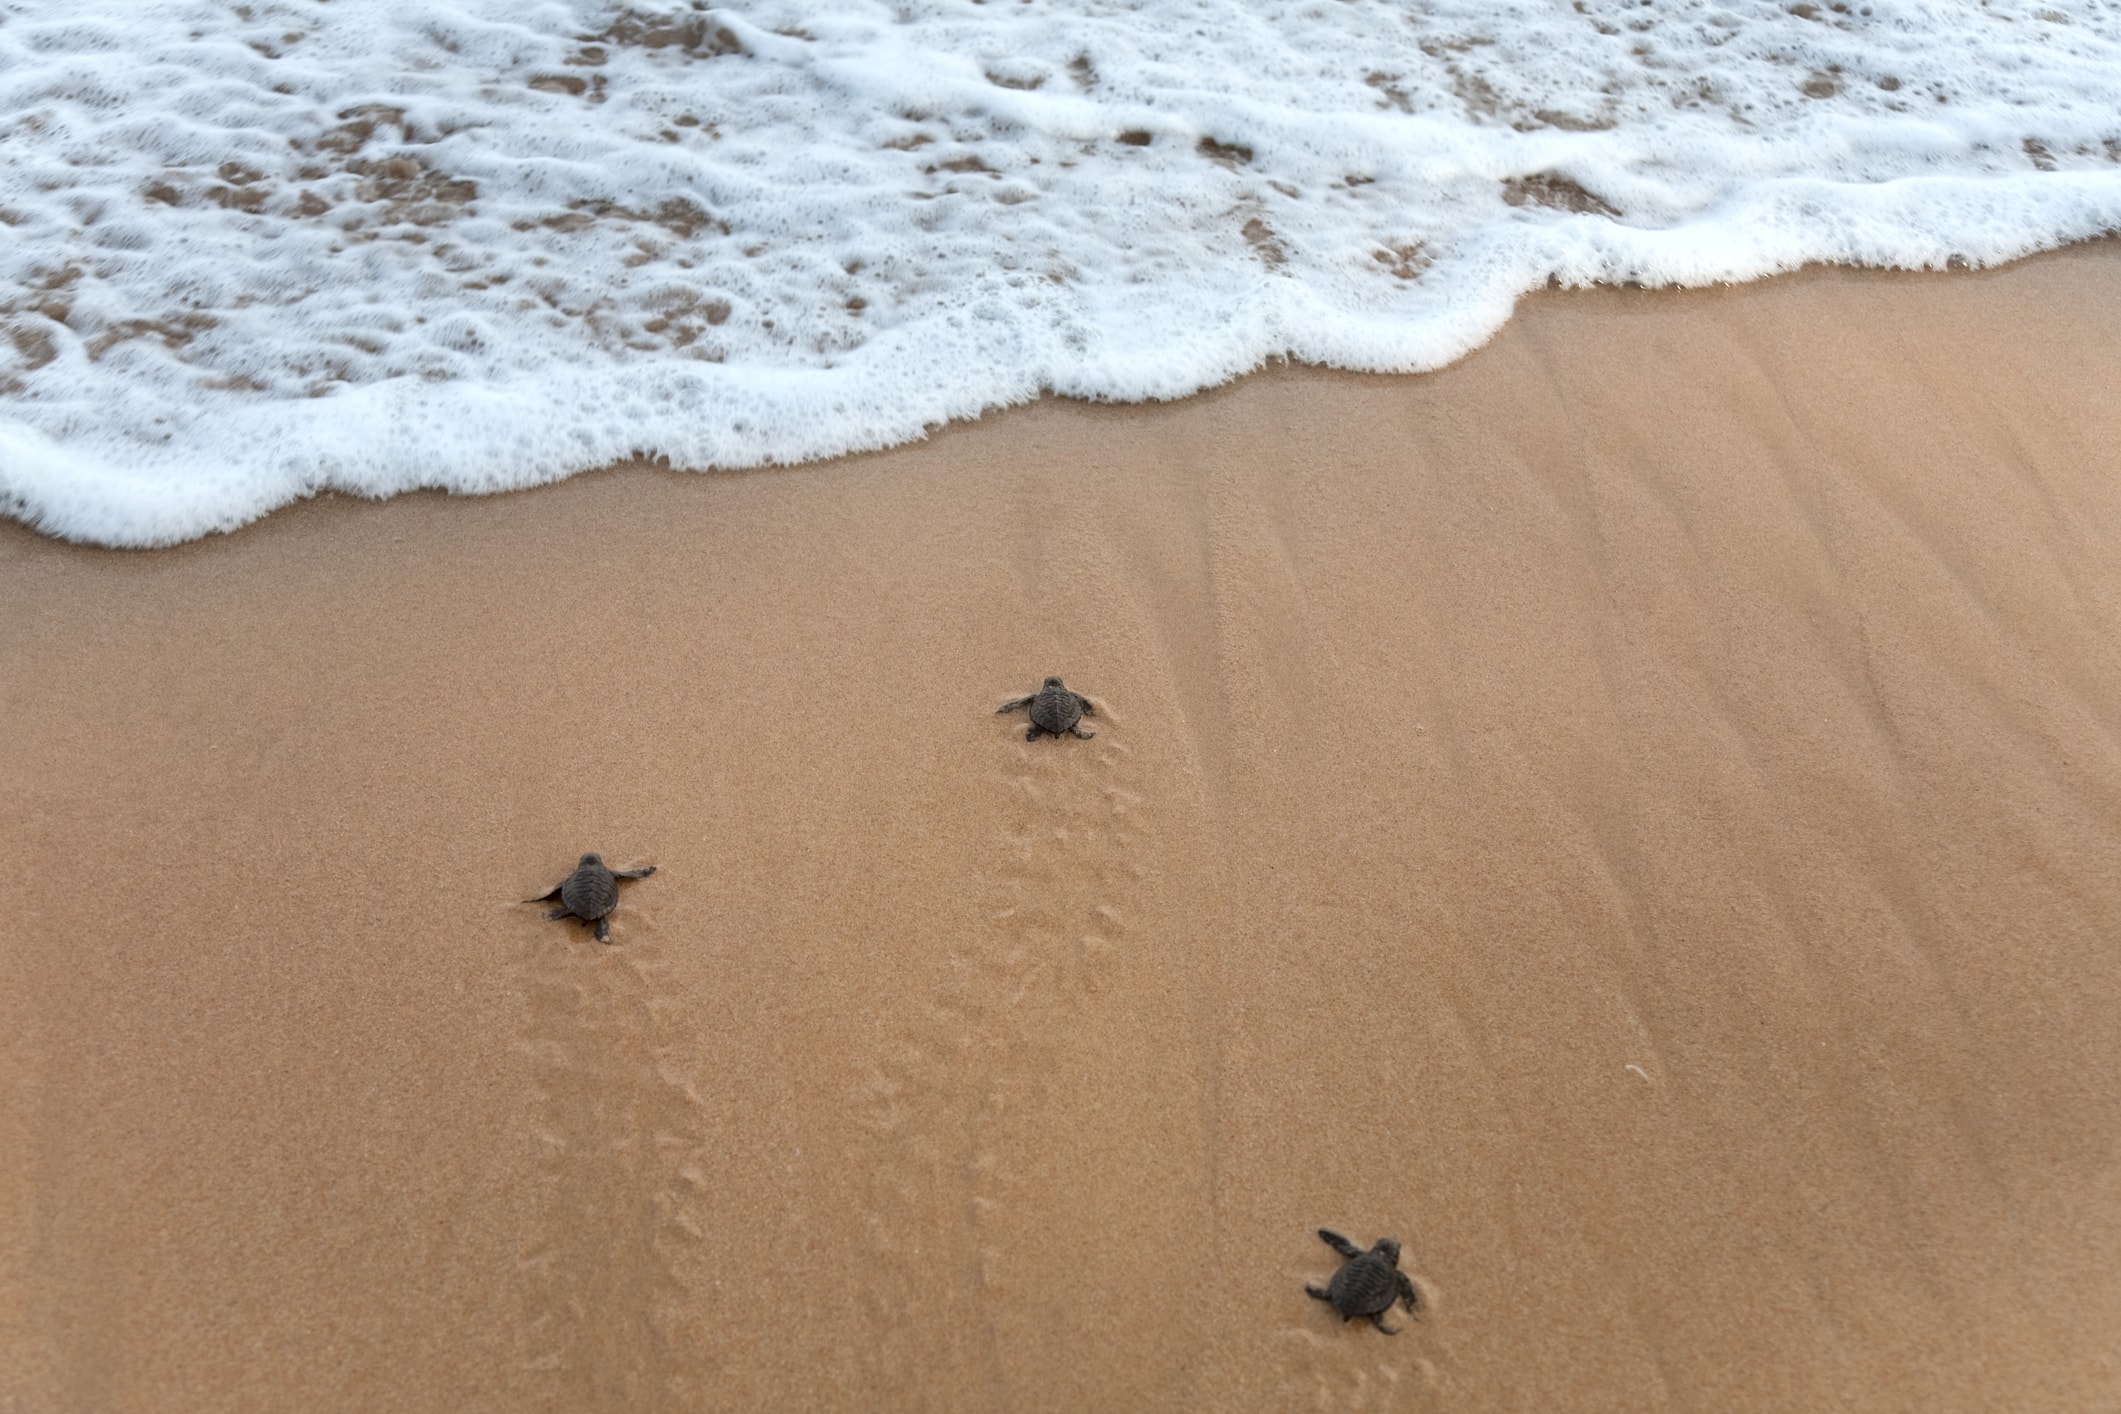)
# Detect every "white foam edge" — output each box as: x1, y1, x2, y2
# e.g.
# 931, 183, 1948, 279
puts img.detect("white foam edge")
5, 170, 2118, 548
